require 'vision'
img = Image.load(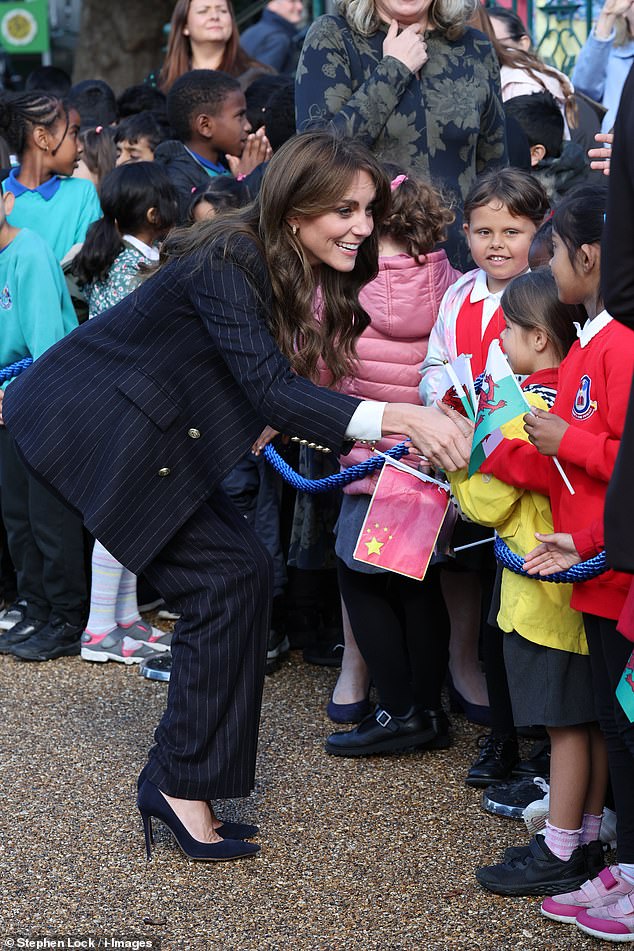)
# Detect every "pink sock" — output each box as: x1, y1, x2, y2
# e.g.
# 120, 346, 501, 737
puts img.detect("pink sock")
581, 813, 603, 844
544, 821, 582, 861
